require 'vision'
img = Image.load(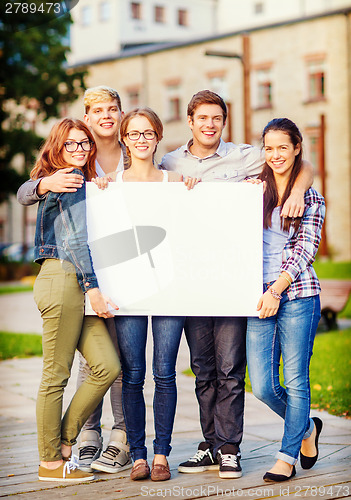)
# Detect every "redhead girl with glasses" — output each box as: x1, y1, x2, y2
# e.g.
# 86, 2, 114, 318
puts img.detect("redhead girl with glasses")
31, 118, 121, 482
